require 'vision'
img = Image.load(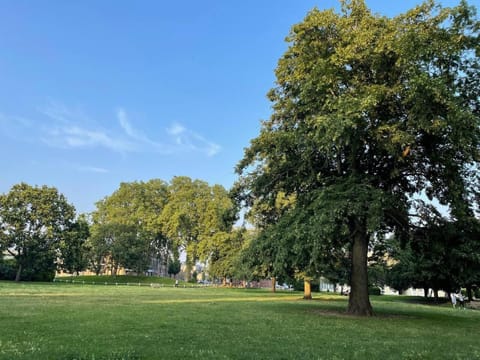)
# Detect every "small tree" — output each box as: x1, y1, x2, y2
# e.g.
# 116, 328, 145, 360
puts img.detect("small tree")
0, 183, 75, 281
